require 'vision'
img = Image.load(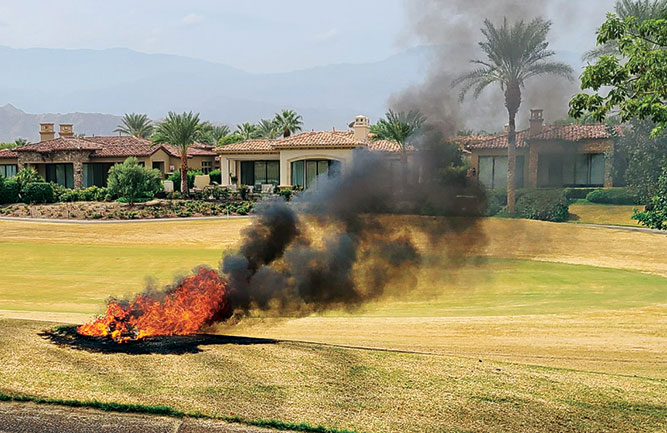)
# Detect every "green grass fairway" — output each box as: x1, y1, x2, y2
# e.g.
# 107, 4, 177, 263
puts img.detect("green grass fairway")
569, 200, 644, 227
0, 217, 665, 432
